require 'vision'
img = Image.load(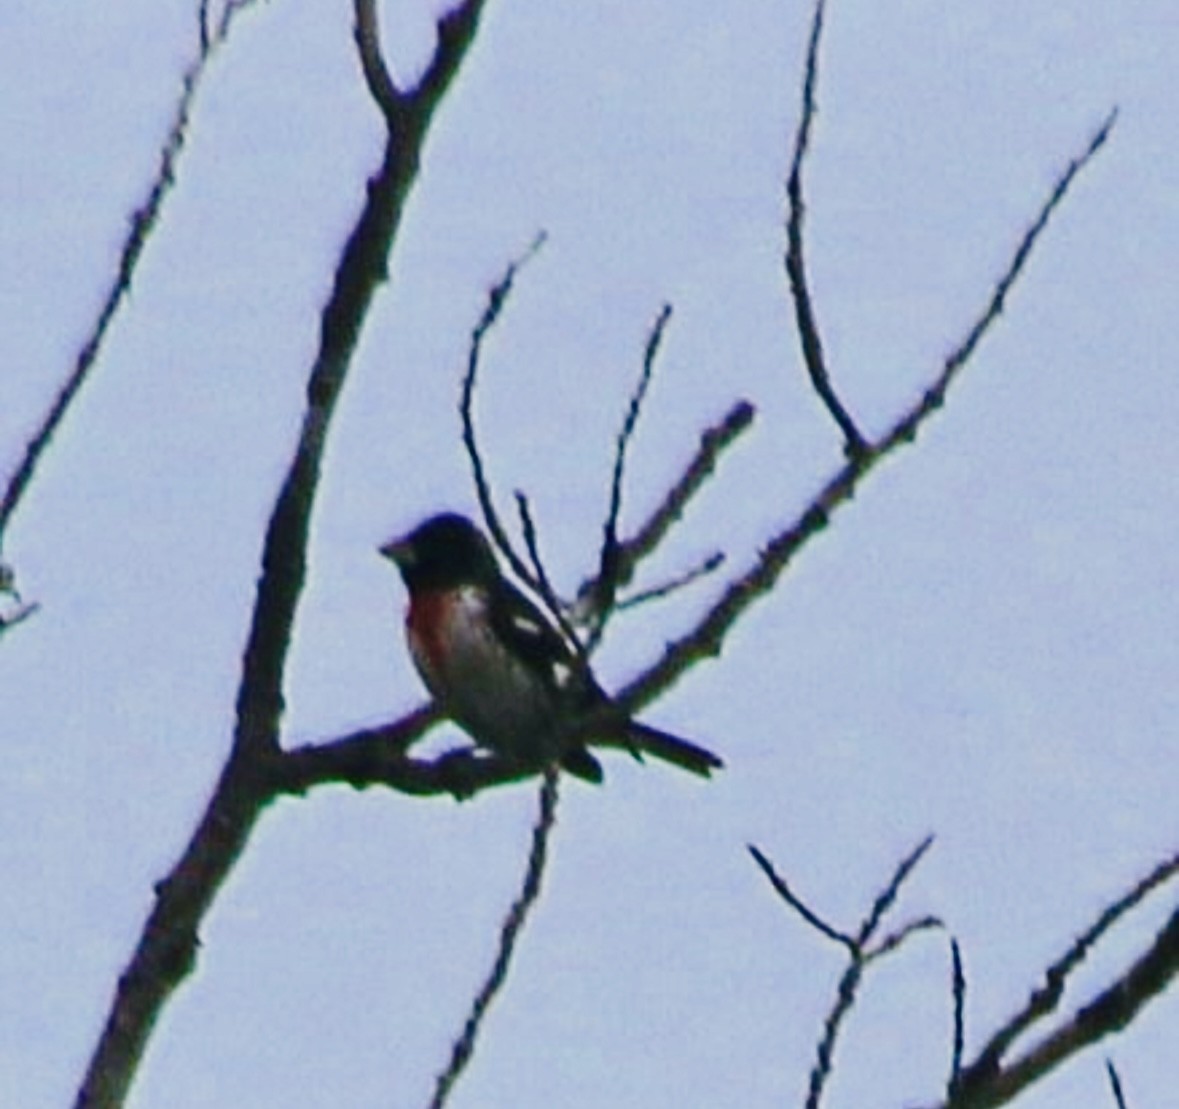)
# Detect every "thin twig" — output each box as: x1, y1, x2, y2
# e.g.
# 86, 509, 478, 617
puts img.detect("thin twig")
948, 937, 966, 1097
0, 0, 264, 549
784, 0, 867, 457
885, 109, 1117, 455
614, 551, 724, 611
0, 598, 40, 636
515, 491, 587, 660
801, 836, 935, 1109
609, 305, 672, 548
748, 844, 855, 951
429, 766, 560, 1108
1105, 1058, 1128, 1109
857, 836, 934, 945
198, 0, 213, 51
808, 957, 865, 1109
215, 0, 257, 41
460, 233, 548, 589
866, 914, 943, 962
584, 304, 673, 649
0, 563, 25, 625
